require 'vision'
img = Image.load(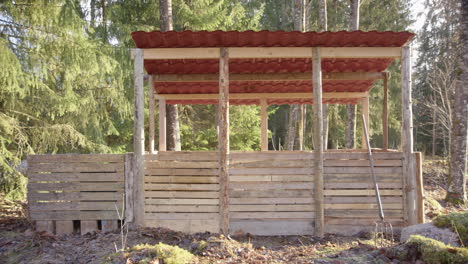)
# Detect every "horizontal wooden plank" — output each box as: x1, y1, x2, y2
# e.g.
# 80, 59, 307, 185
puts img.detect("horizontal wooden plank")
230, 211, 314, 219
29, 201, 123, 211
145, 168, 218, 176
30, 210, 119, 220
325, 217, 404, 226
145, 191, 219, 199
29, 163, 124, 173
230, 190, 313, 198
324, 167, 402, 174
325, 203, 402, 210
325, 159, 402, 167
230, 182, 313, 190
145, 183, 219, 191
325, 209, 403, 218
324, 152, 403, 160
144, 212, 218, 220
230, 204, 314, 212
28, 191, 124, 202
28, 182, 124, 192
324, 196, 402, 204
28, 172, 124, 182
324, 182, 402, 189
230, 168, 313, 175
146, 161, 218, 169
324, 189, 402, 196
324, 174, 402, 183
145, 205, 219, 213
145, 198, 219, 205
231, 197, 313, 204
145, 219, 220, 233
144, 176, 218, 183
230, 220, 313, 236
229, 151, 403, 160
230, 175, 313, 182
230, 159, 312, 168
28, 154, 124, 163
145, 152, 218, 161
